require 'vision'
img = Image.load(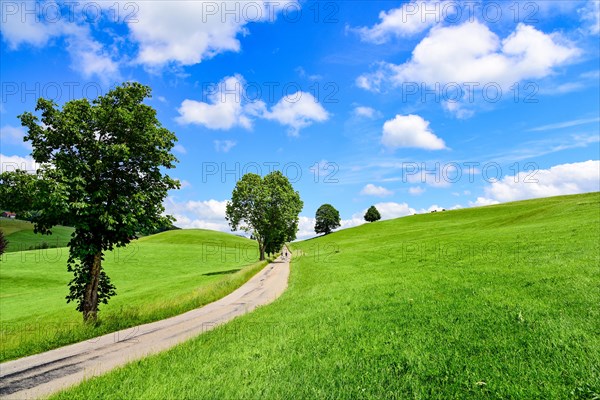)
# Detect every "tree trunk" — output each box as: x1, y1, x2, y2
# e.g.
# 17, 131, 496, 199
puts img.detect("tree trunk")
259, 241, 265, 261
82, 252, 102, 322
